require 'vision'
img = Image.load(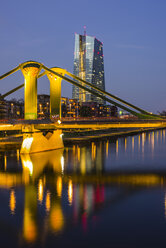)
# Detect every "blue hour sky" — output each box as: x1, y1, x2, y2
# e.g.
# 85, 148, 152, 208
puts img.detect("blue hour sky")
0, 0, 166, 113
